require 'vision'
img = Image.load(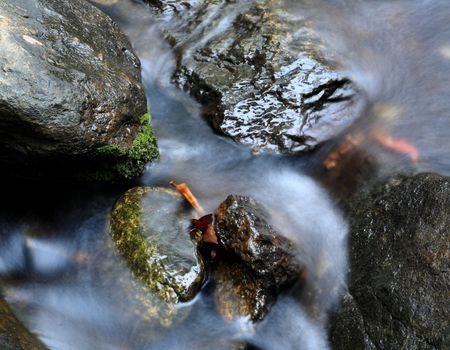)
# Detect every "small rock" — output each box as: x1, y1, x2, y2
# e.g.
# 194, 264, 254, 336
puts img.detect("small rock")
213, 260, 272, 322
110, 187, 205, 304
213, 195, 303, 321
215, 195, 303, 288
